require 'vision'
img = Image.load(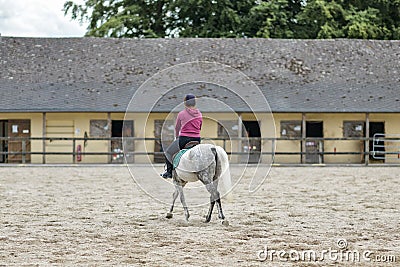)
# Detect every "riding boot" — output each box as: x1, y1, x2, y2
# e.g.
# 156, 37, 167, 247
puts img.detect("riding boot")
161, 161, 173, 179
